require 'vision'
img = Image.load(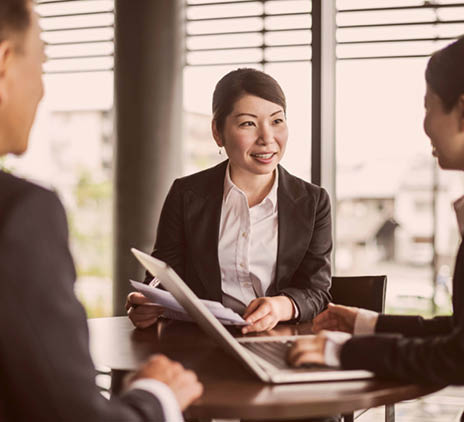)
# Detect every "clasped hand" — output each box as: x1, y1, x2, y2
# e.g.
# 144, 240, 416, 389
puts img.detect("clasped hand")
287, 303, 359, 367
241, 295, 295, 334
